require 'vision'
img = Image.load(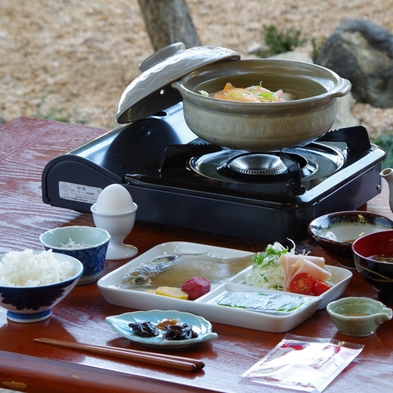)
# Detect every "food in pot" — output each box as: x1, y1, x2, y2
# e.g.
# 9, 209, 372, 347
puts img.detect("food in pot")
181, 277, 211, 300
122, 252, 254, 287
0, 249, 76, 286
199, 82, 296, 103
